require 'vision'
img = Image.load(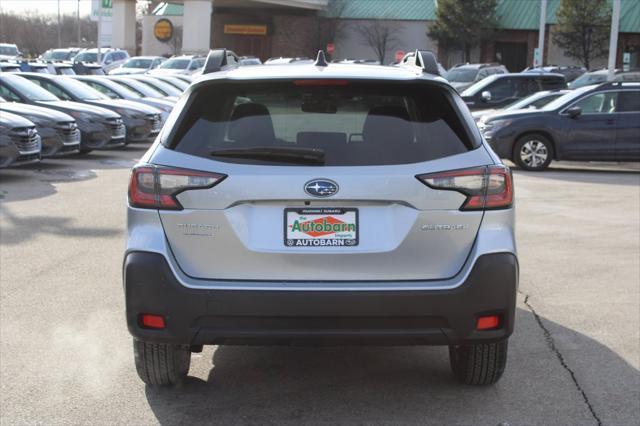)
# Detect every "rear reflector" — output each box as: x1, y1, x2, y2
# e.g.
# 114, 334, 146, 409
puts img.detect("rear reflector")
129, 165, 226, 210
476, 315, 500, 330
416, 165, 513, 211
140, 314, 165, 330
